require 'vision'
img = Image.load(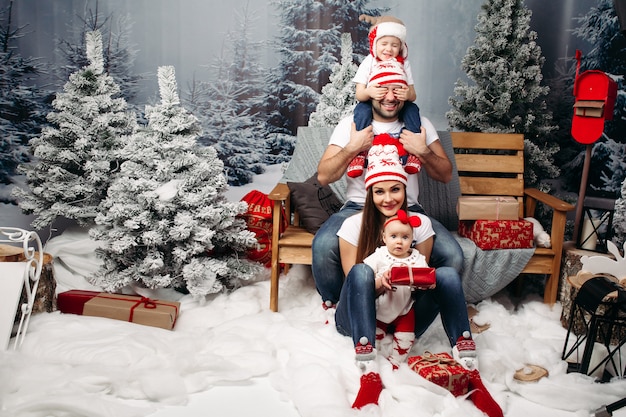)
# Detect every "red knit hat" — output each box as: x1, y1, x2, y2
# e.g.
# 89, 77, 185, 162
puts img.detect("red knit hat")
364, 144, 408, 189
360, 14, 408, 61
367, 59, 408, 88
